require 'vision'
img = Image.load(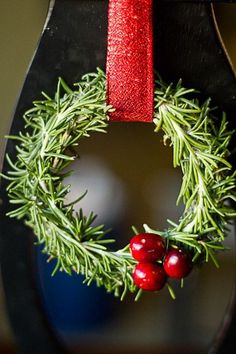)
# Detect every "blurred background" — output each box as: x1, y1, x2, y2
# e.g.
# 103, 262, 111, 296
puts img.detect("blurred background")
0, 1, 236, 354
